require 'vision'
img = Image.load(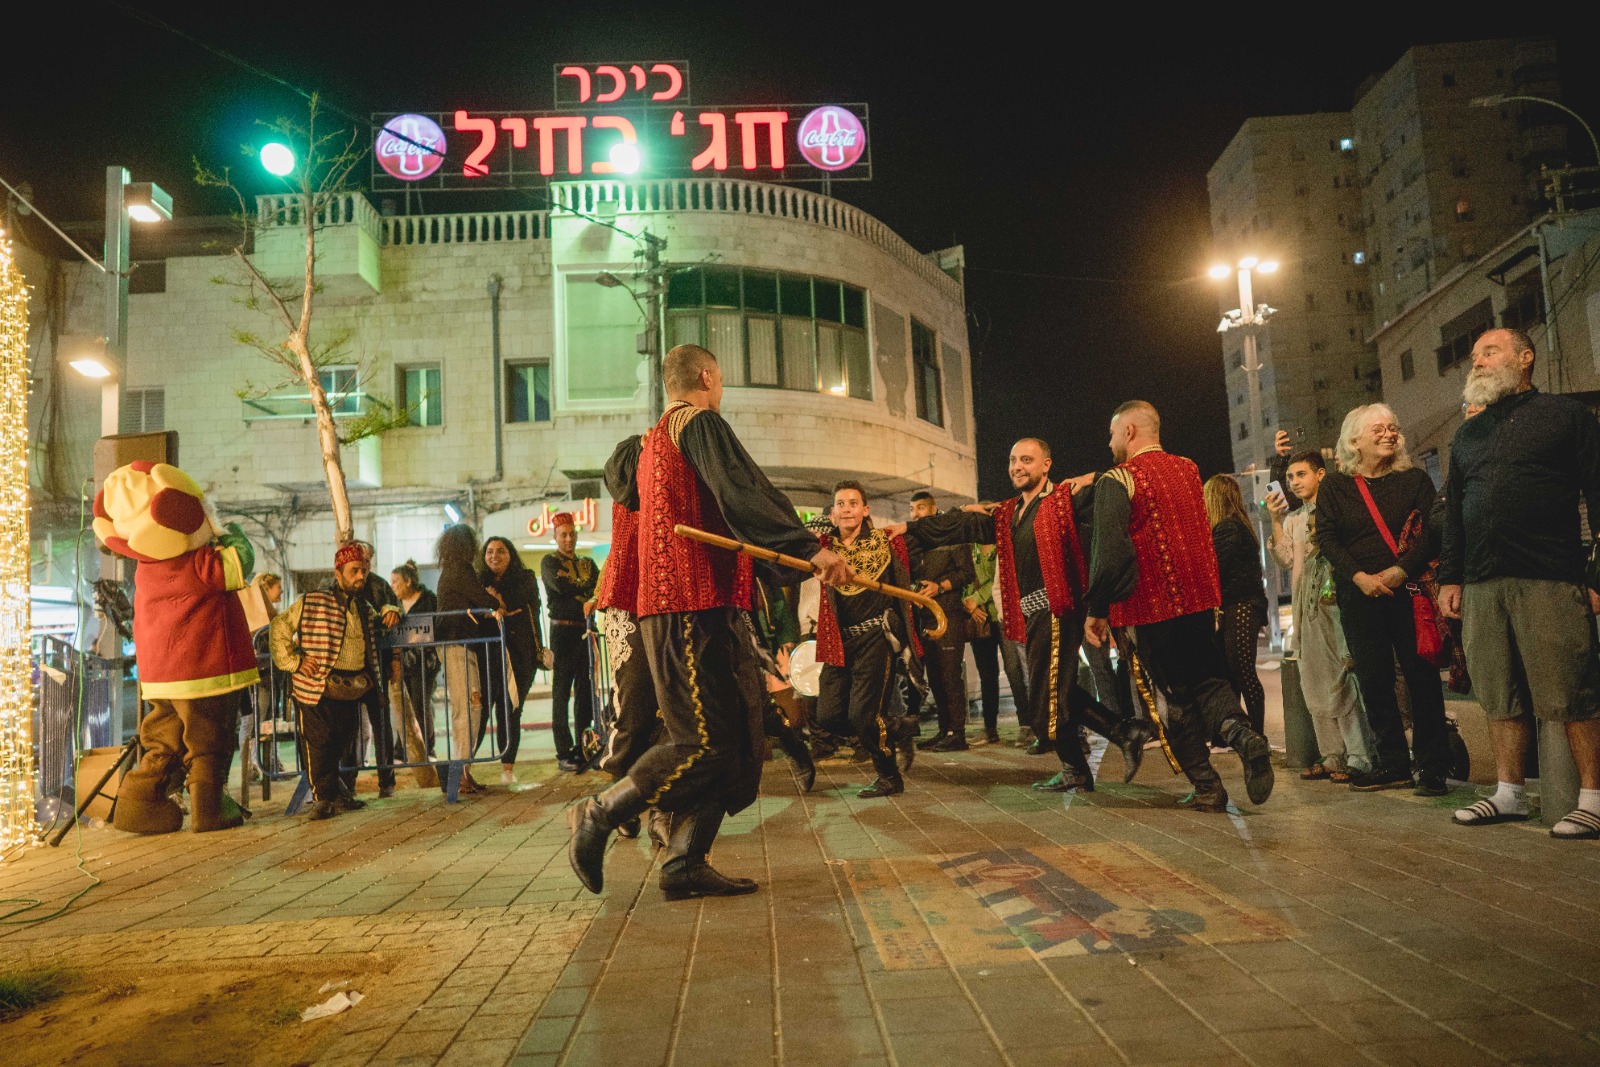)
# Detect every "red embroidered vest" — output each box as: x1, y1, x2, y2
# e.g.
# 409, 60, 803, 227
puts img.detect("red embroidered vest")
637, 403, 752, 617
596, 502, 639, 615
992, 485, 1087, 643
1108, 449, 1221, 628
